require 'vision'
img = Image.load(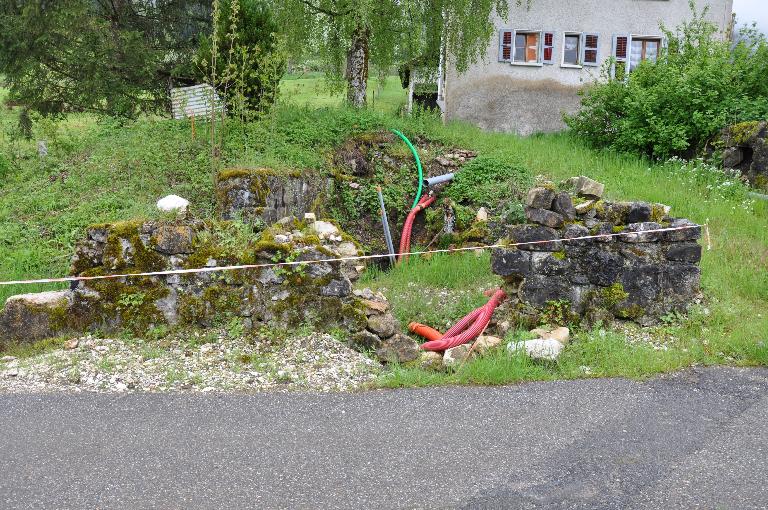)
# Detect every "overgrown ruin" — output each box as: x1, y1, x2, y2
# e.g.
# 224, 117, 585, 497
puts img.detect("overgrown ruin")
491, 177, 702, 326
